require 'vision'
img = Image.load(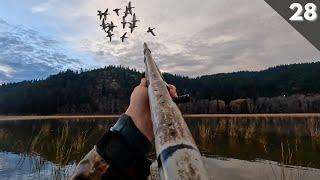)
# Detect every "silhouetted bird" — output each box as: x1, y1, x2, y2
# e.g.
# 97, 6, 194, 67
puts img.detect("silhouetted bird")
147, 27, 156, 36
113, 8, 121, 16
97, 10, 103, 20
127, 2, 134, 15
131, 13, 139, 25
103, 9, 110, 20
107, 21, 117, 32
106, 31, 114, 42
123, 6, 130, 18
100, 19, 109, 33
128, 22, 137, 33
121, 16, 127, 29
121, 32, 128, 42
